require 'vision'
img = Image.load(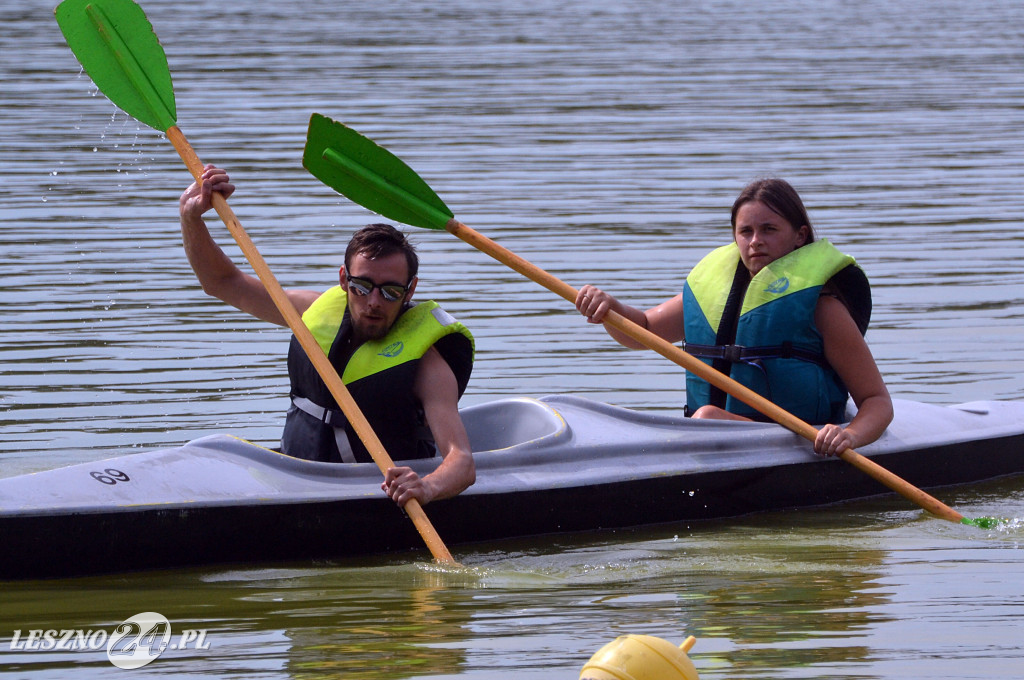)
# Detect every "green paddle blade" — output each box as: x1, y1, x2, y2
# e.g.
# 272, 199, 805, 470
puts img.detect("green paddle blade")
962, 516, 1008, 529
303, 113, 454, 231
55, 0, 176, 131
